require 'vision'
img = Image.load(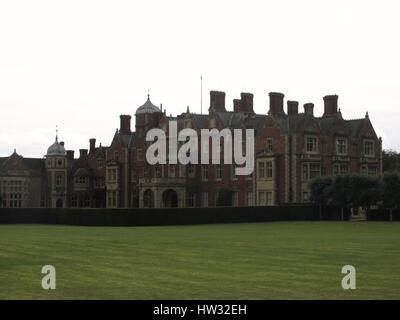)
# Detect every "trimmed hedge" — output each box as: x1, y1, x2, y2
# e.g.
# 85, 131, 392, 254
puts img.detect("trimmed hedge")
0, 205, 350, 226
366, 209, 400, 221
